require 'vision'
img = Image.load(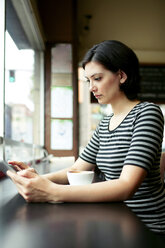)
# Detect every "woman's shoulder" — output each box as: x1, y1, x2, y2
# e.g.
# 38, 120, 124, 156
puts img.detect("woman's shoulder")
134, 101, 164, 122
135, 101, 162, 114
